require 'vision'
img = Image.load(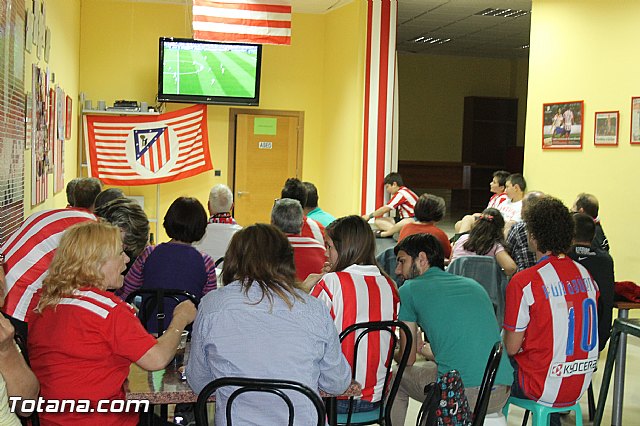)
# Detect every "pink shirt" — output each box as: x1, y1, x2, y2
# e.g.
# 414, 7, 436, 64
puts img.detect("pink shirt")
451, 234, 505, 260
